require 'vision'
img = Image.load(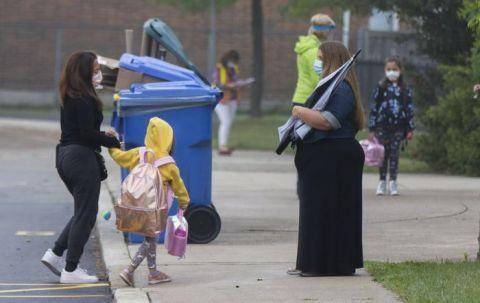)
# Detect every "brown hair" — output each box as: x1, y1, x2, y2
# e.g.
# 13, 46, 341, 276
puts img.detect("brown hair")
220, 50, 240, 67
319, 41, 365, 130
59, 51, 102, 109
381, 55, 406, 89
